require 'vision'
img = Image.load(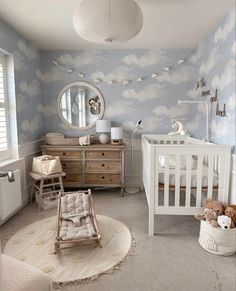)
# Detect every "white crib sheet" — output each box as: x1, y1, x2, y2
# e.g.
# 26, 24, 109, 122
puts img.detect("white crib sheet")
158, 165, 219, 188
